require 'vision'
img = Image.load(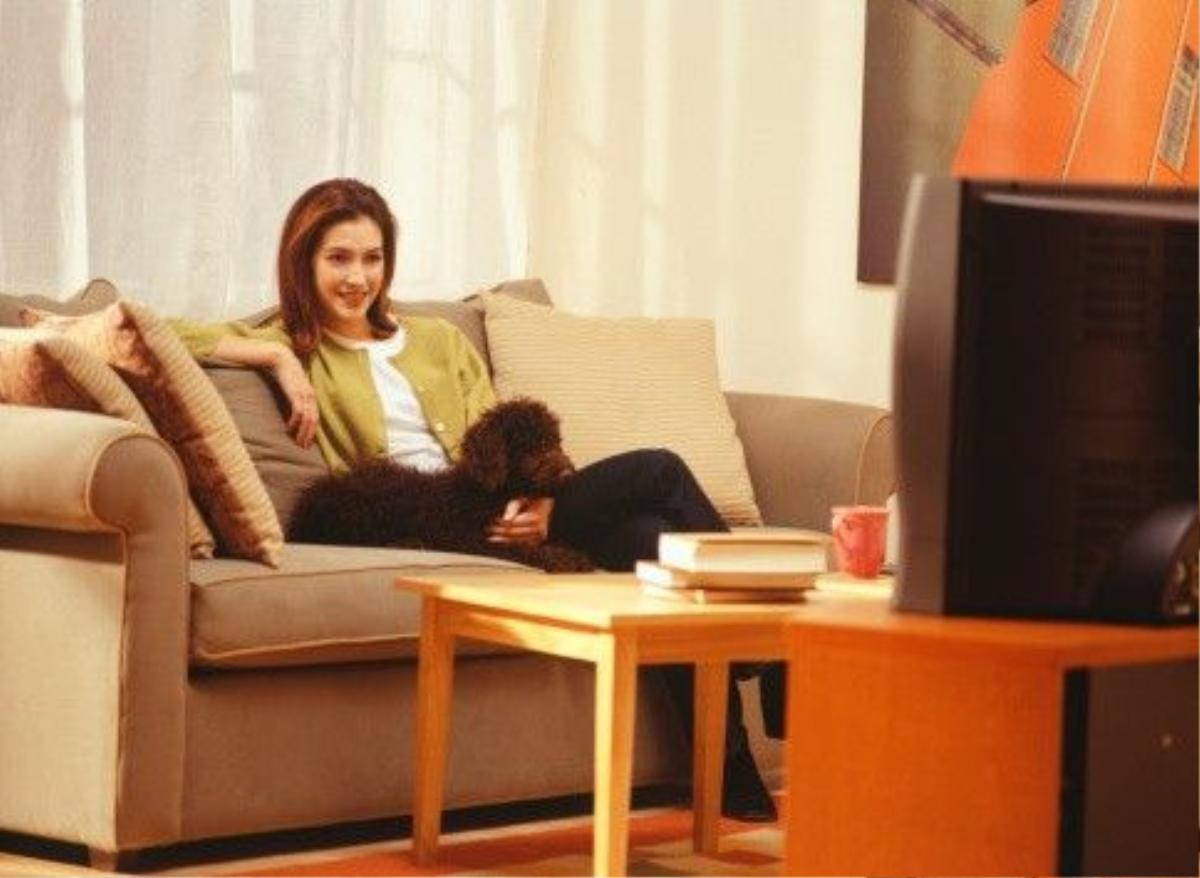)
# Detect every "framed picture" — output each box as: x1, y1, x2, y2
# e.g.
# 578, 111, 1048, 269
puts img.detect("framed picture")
858, 0, 1198, 285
